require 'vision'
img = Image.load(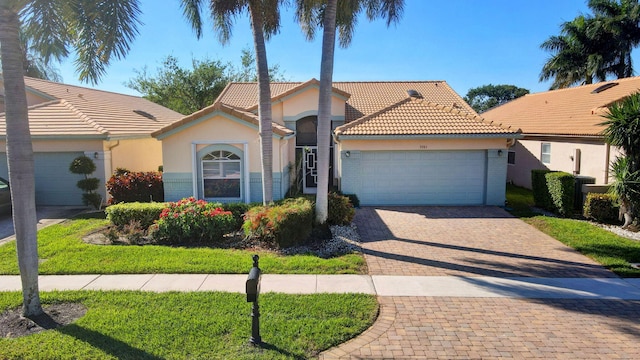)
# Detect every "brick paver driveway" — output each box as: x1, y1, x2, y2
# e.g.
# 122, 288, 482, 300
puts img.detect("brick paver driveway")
321, 206, 640, 359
